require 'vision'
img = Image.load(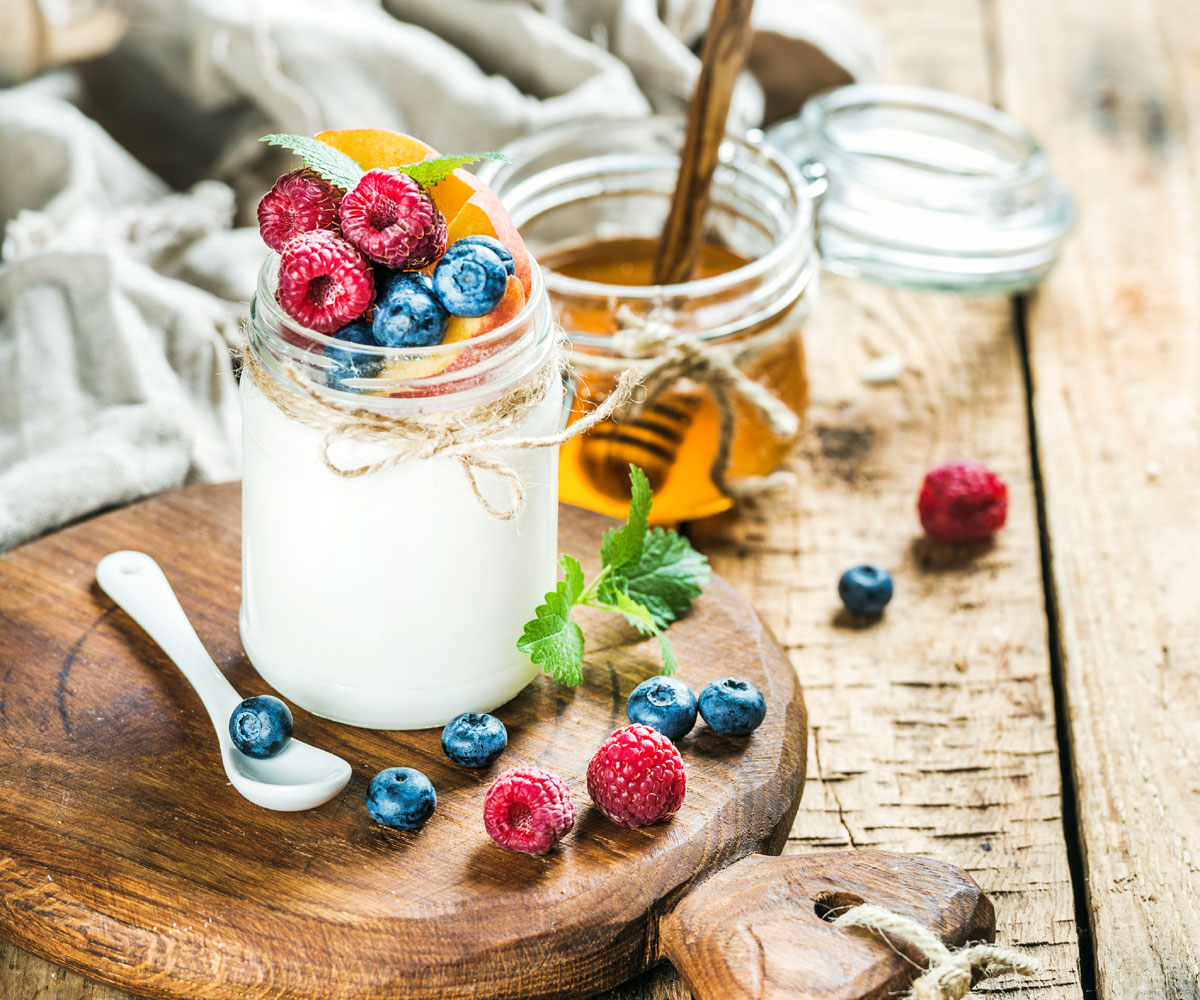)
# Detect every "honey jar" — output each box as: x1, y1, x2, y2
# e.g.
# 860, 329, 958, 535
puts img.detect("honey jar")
481, 118, 816, 523
481, 87, 1073, 522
